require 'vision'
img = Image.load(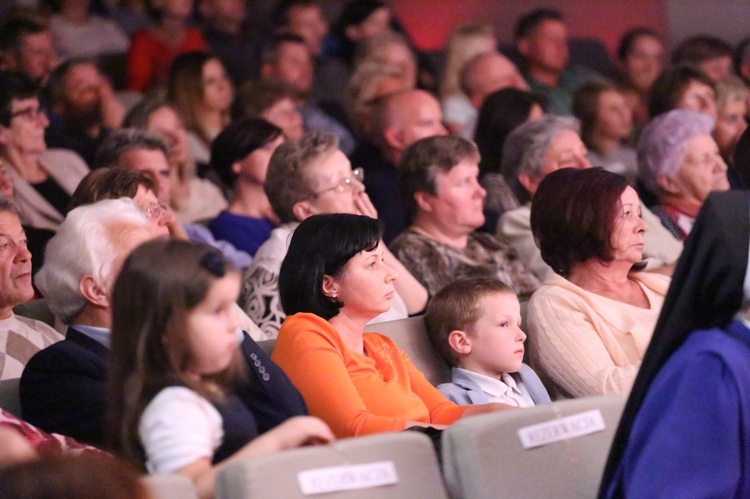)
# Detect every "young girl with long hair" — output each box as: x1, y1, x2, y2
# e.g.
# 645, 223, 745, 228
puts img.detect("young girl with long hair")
107, 240, 333, 498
